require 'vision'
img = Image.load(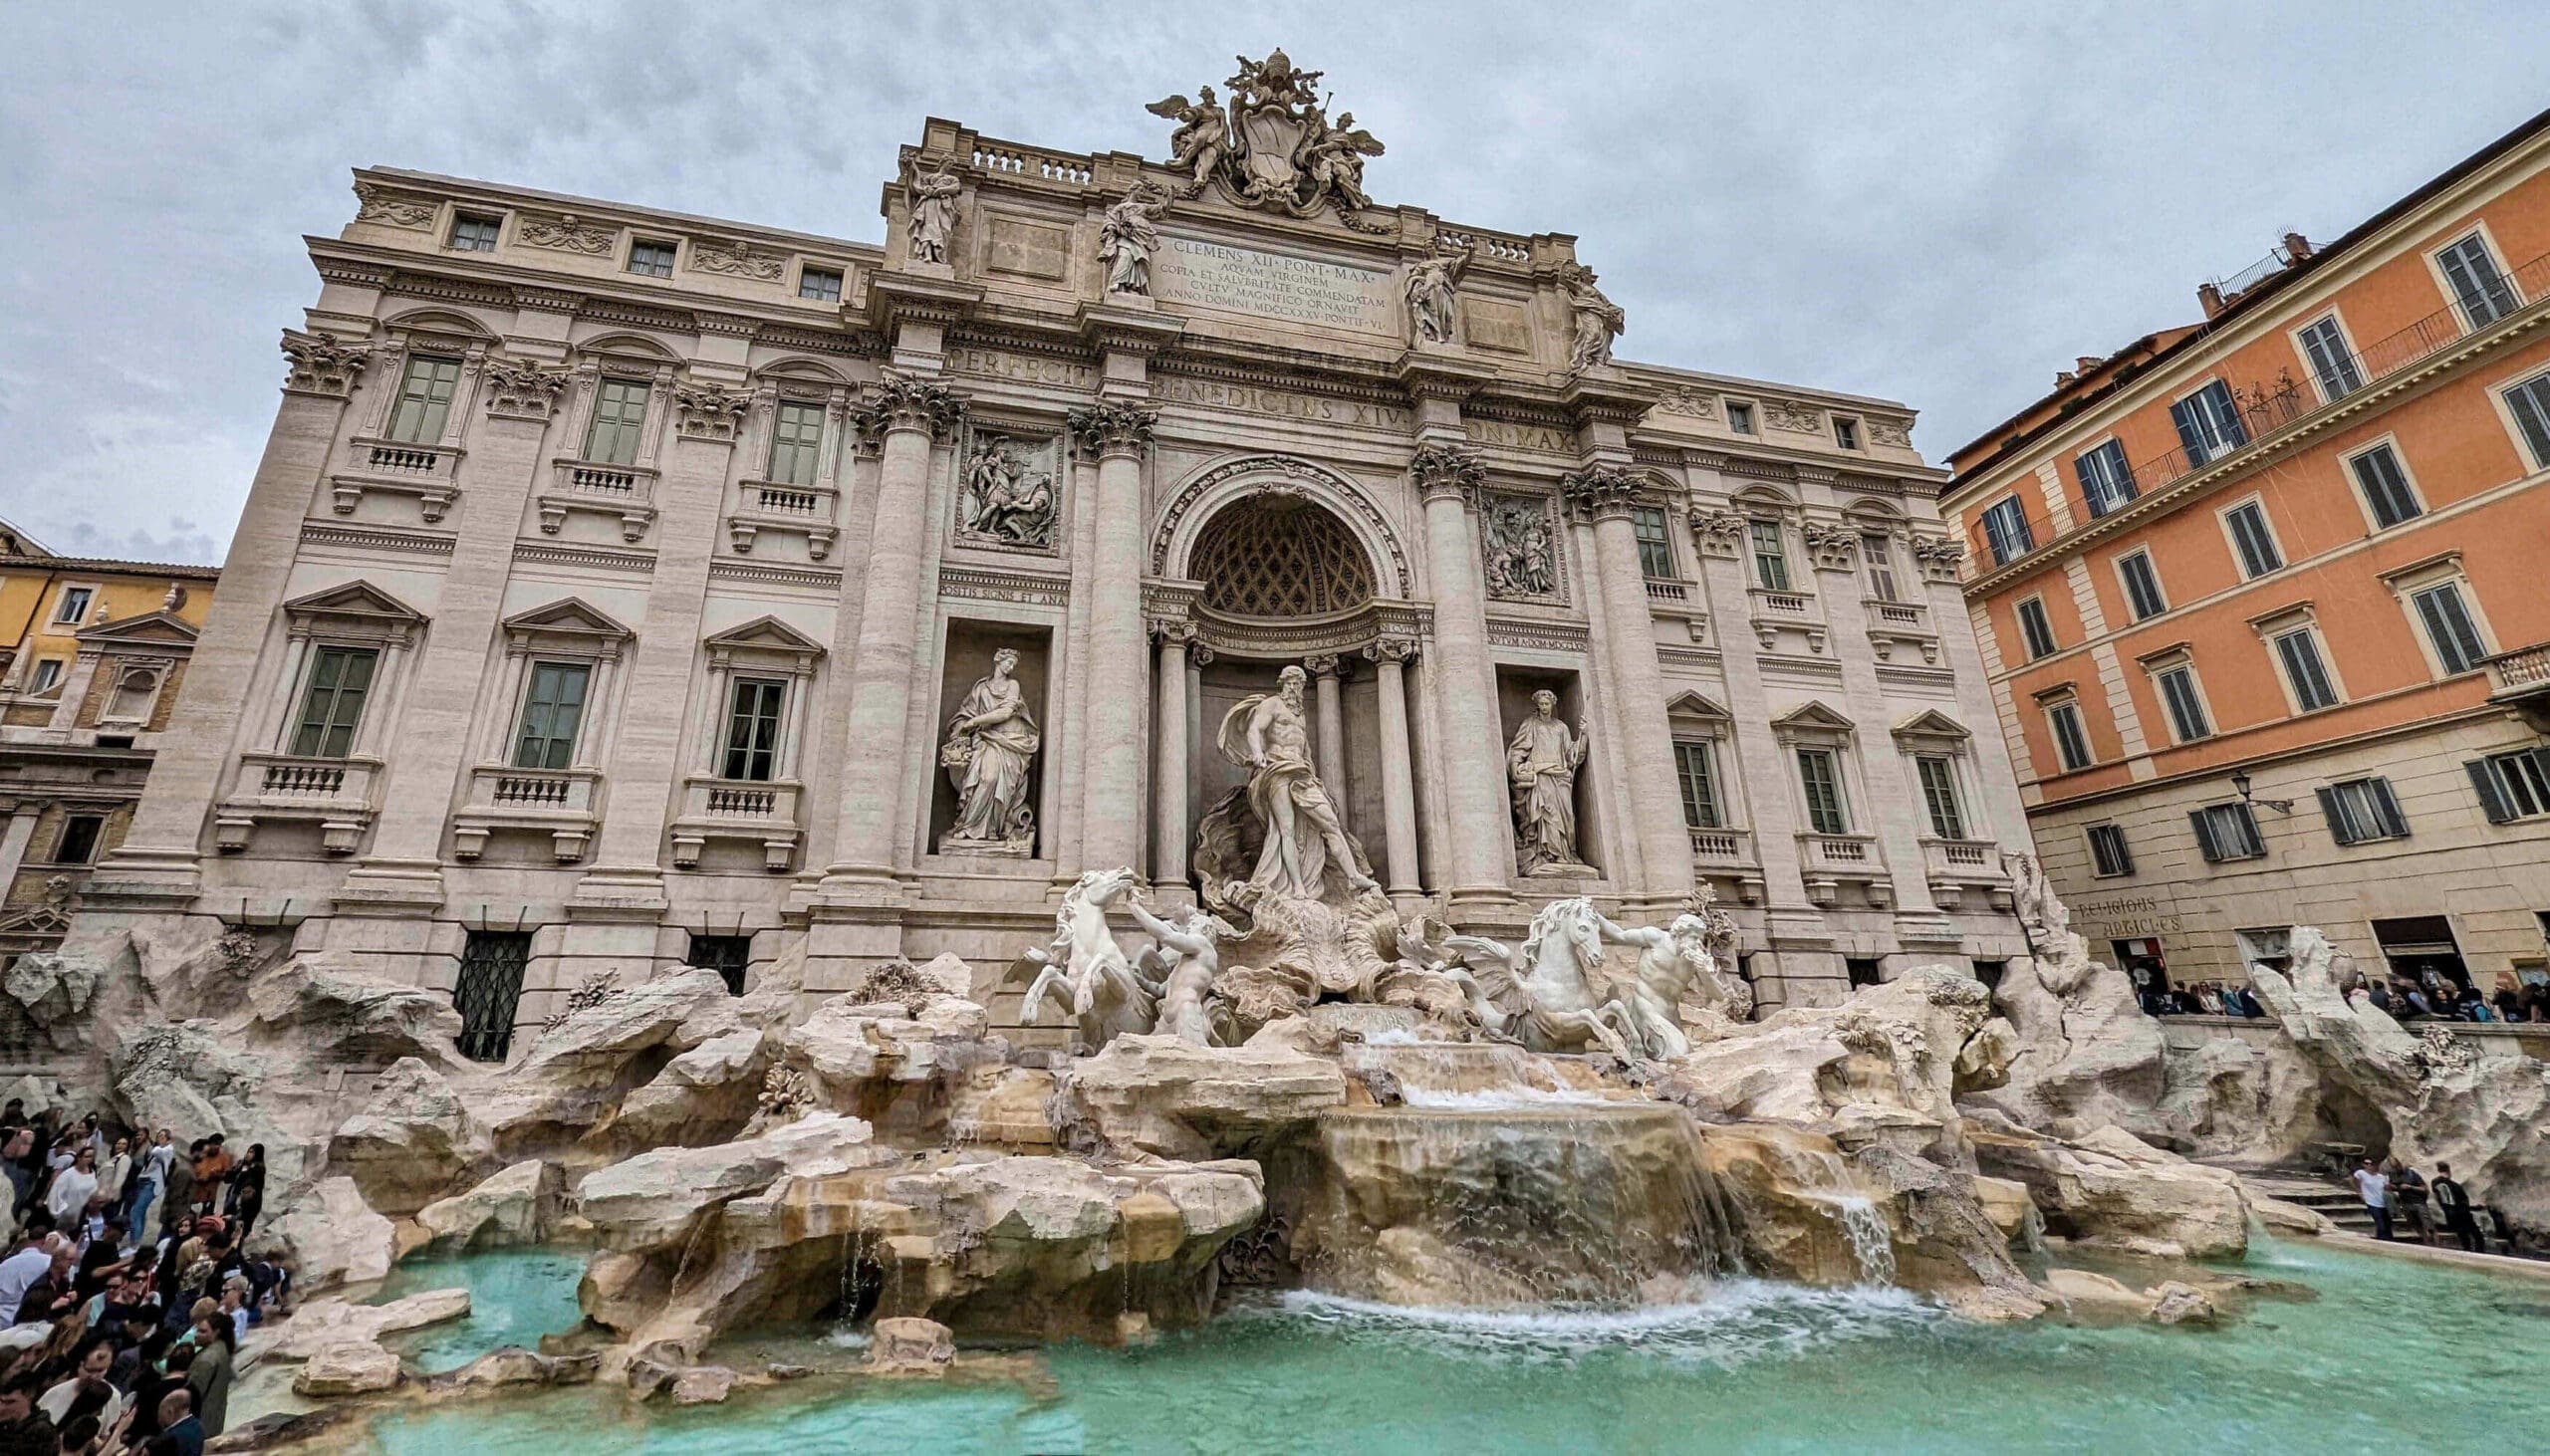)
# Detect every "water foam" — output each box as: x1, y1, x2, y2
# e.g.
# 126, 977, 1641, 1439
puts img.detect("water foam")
1254, 1281, 1942, 1367
1394, 1086, 1618, 1110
